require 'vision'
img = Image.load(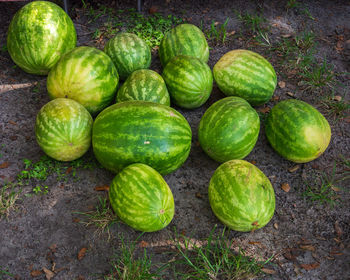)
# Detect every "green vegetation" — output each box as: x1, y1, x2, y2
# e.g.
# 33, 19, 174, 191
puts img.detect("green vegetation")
234, 10, 267, 33
0, 267, 13, 278
105, 234, 168, 280
201, 18, 230, 45
75, 196, 118, 239
173, 226, 273, 279
0, 184, 21, 218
